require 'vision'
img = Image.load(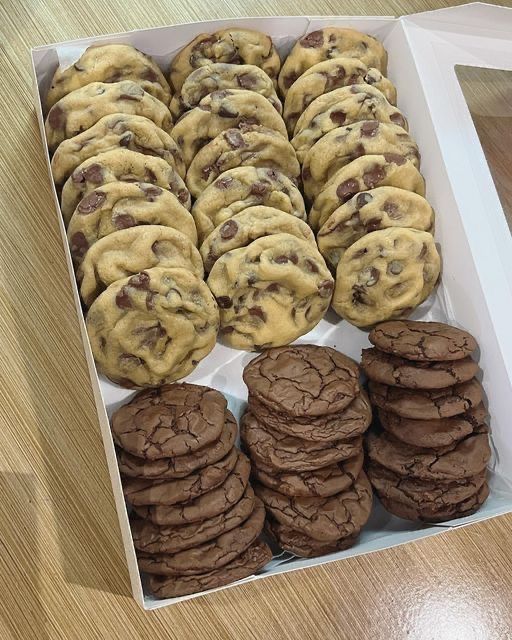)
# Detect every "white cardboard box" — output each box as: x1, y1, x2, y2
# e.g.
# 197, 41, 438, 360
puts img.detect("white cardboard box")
31, 2, 512, 610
